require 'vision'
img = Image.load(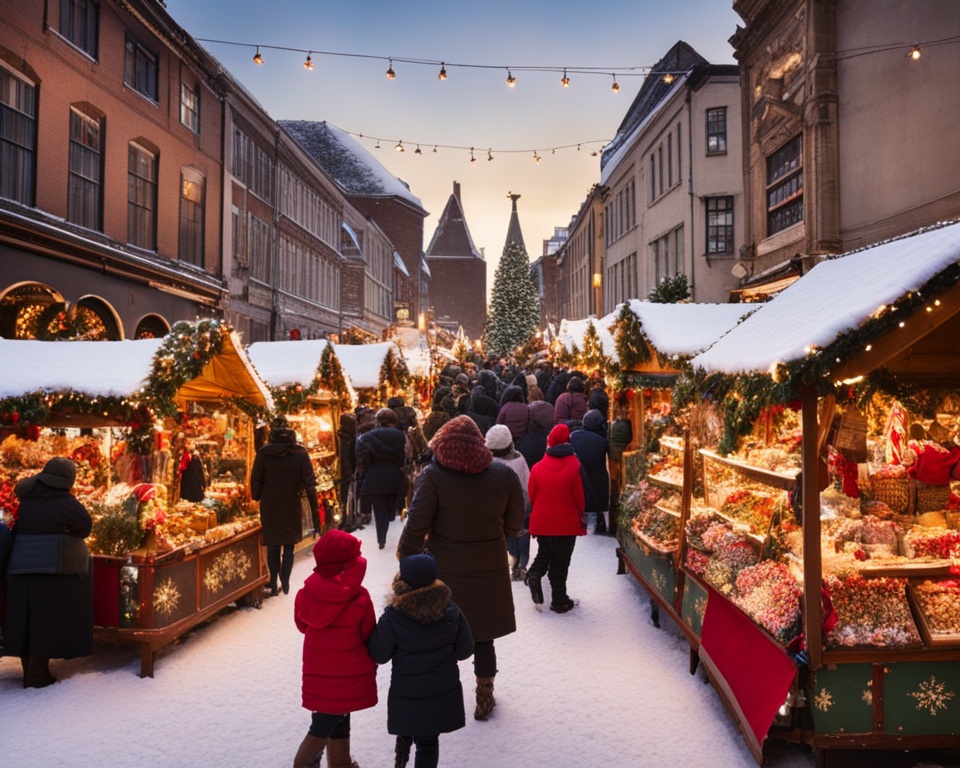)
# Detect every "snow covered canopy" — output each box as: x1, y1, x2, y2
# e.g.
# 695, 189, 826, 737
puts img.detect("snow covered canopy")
247, 339, 354, 404
557, 301, 755, 364
691, 221, 960, 381
332, 342, 397, 390
171, 331, 275, 411
0, 338, 162, 398
392, 326, 431, 378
